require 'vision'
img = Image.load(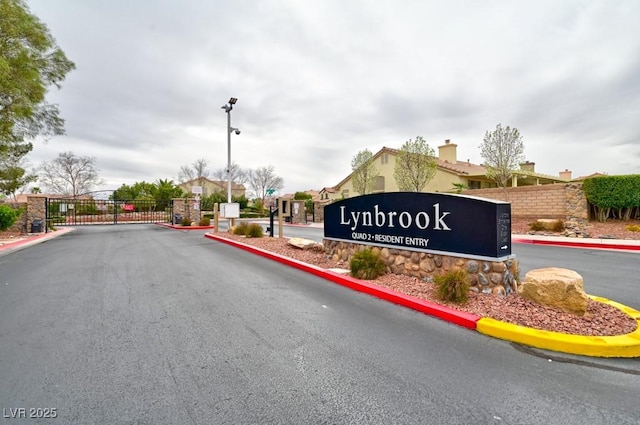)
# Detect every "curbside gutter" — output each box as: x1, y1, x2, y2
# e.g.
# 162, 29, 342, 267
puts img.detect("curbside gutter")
156, 223, 215, 230
203, 232, 640, 358
512, 236, 640, 252
0, 227, 75, 257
